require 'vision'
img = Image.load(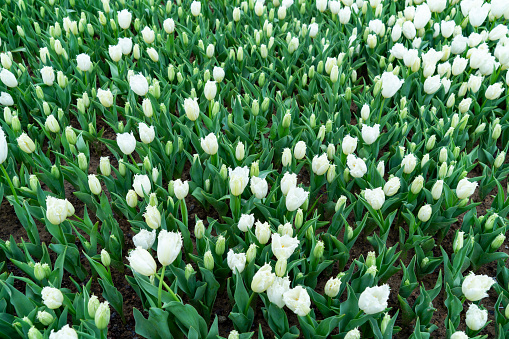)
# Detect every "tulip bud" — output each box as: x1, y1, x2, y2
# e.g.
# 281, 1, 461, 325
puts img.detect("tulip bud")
126, 189, 138, 208
37, 311, 54, 326
215, 235, 225, 255
195, 220, 205, 239
29, 175, 39, 191
294, 208, 304, 229
88, 296, 100, 318
34, 263, 46, 281
313, 240, 324, 259
492, 124, 501, 140
485, 213, 498, 231
426, 135, 436, 151
282, 113, 291, 129
88, 174, 101, 195
365, 251, 376, 267
78, 153, 88, 171
410, 175, 424, 194
250, 161, 259, 177
95, 301, 110, 330
220, 164, 228, 181
491, 233, 505, 250
204, 250, 214, 270
275, 258, 287, 277
101, 249, 111, 267
28, 327, 43, 339
453, 231, 464, 254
